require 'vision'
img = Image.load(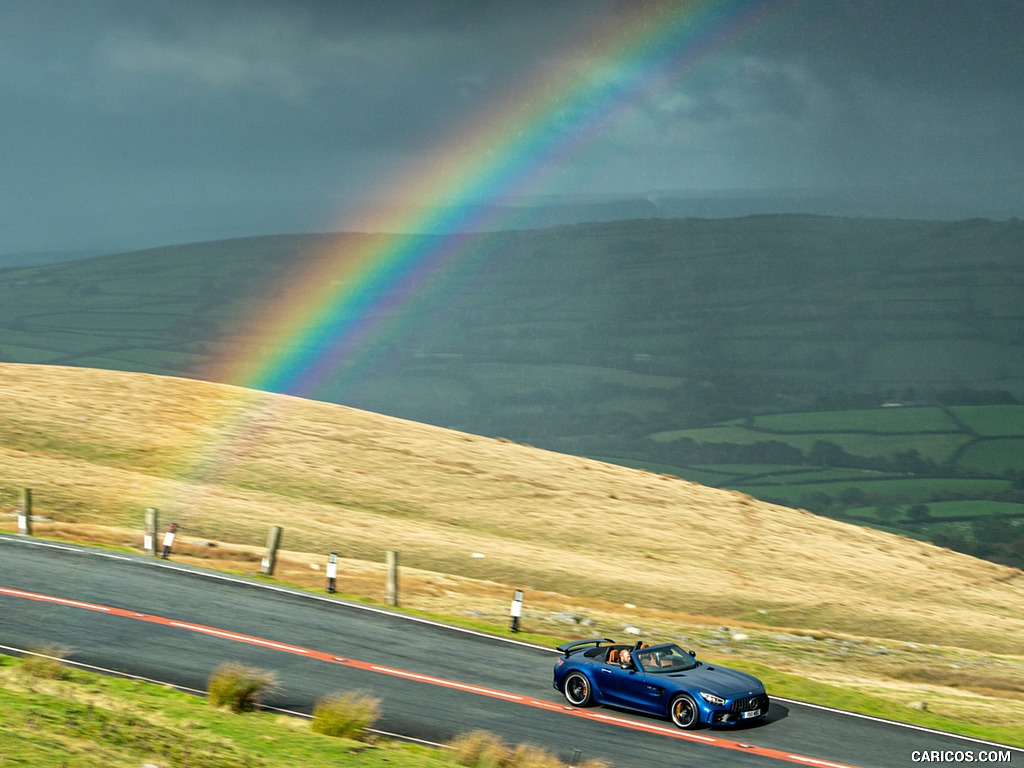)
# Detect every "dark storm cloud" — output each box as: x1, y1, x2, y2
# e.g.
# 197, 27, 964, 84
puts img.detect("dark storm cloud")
787, 0, 1024, 95
1, 0, 1021, 253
